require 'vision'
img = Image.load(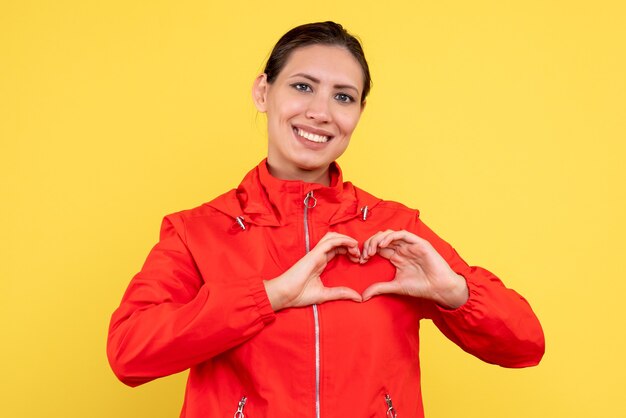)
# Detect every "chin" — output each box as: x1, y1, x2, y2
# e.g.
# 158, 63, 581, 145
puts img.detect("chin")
294, 161, 329, 173
293, 153, 336, 171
